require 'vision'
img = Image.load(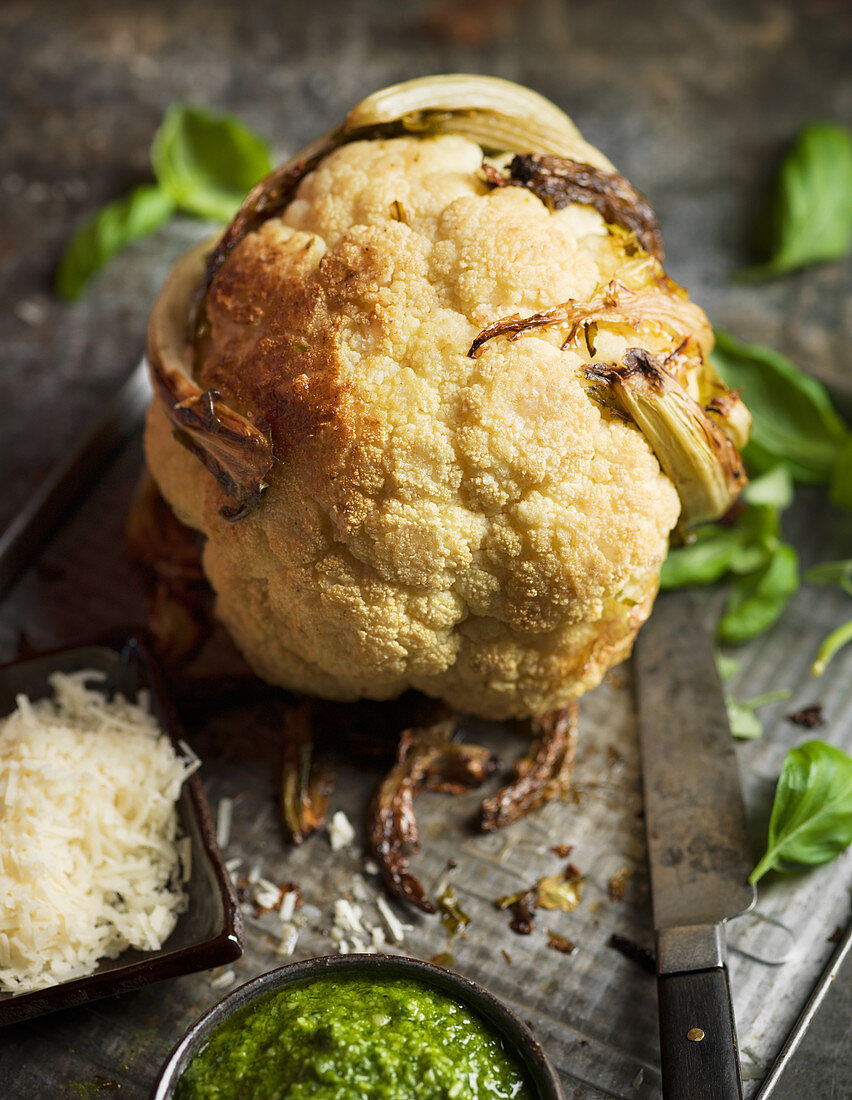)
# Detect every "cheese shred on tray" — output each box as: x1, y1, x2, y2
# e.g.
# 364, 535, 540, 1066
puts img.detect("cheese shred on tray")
0, 670, 199, 994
